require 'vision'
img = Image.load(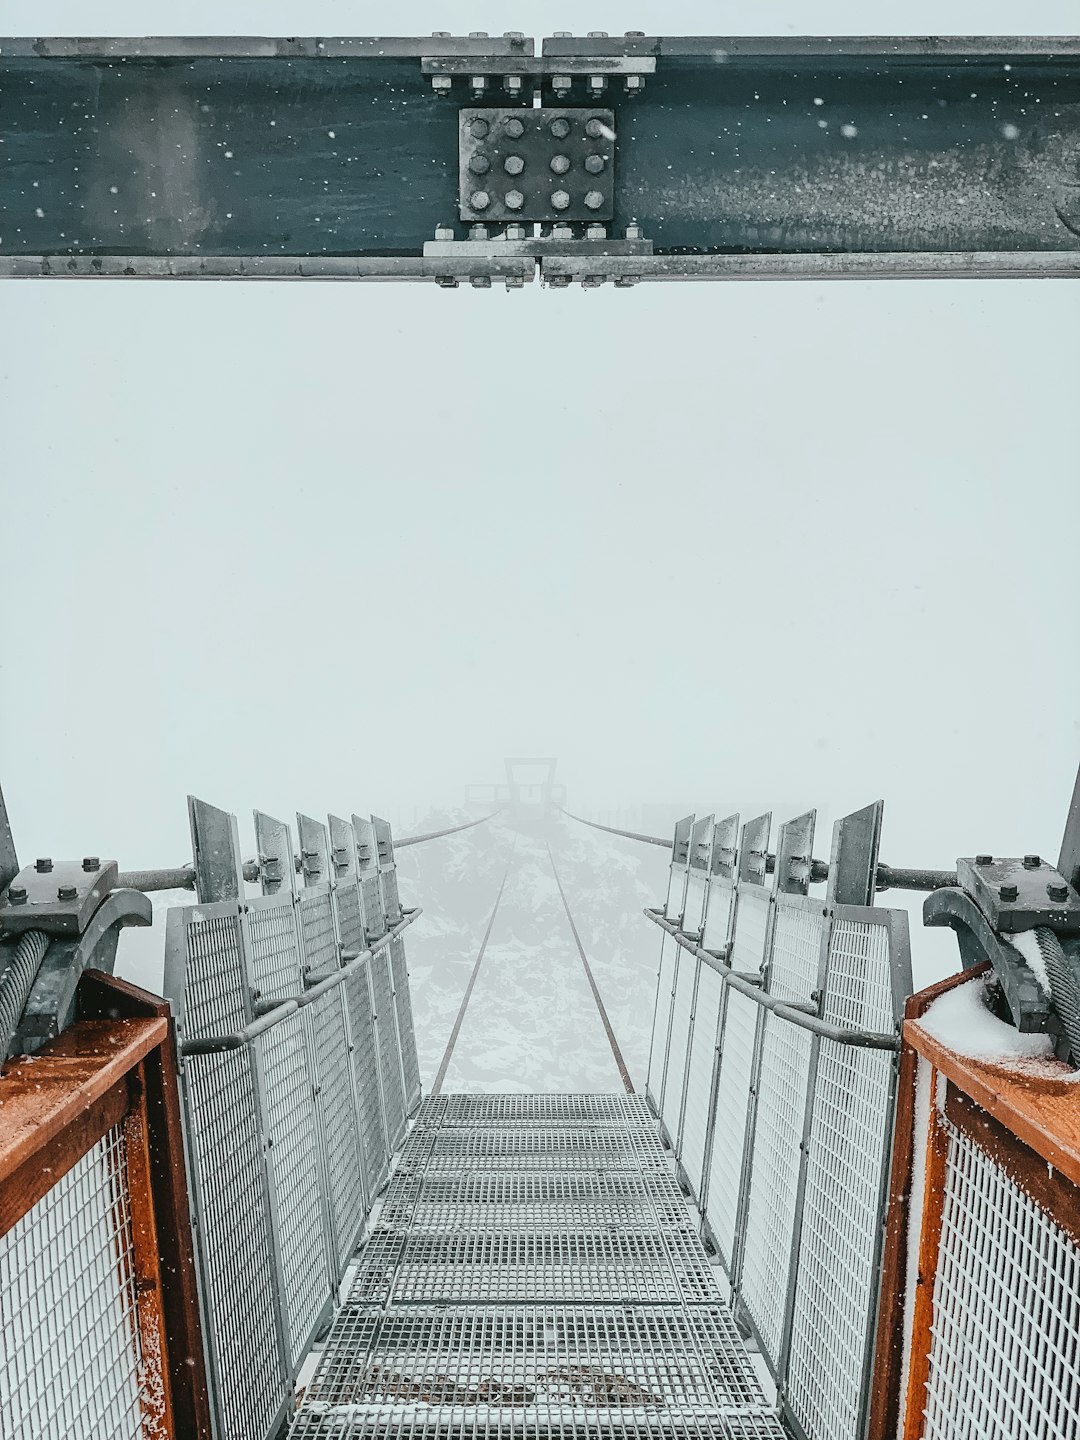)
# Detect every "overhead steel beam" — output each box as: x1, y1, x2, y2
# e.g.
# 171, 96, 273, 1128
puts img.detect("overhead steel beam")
2, 33, 1079, 286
